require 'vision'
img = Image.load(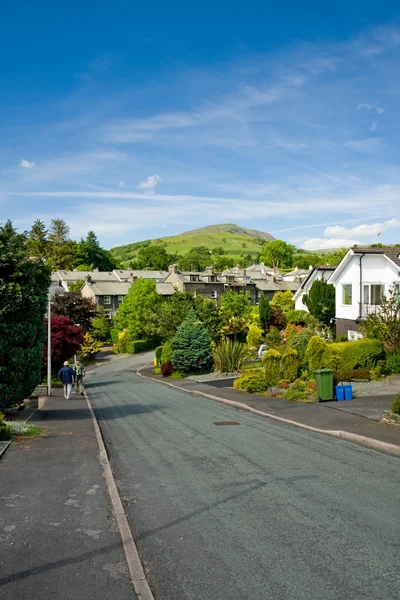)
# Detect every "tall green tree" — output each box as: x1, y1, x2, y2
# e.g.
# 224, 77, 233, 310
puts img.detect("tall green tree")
76, 231, 116, 271
49, 218, 70, 245
178, 246, 211, 271
220, 290, 253, 321
260, 240, 293, 272
271, 290, 295, 314
51, 291, 97, 332
133, 246, 172, 271
258, 292, 272, 330
194, 296, 224, 343
303, 279, 335, 326
0, 221, 50, 409
27, 219, 48, 259
157, 292, 196, 342
47, 219, 77, 270
116, 278, 162, 339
